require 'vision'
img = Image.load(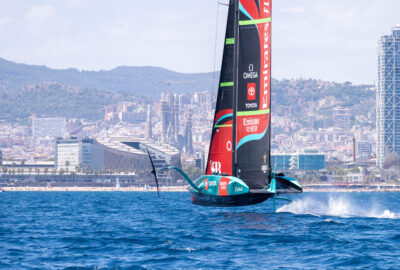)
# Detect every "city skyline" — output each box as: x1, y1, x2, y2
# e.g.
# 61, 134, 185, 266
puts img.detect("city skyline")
0, 1, 399, 84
